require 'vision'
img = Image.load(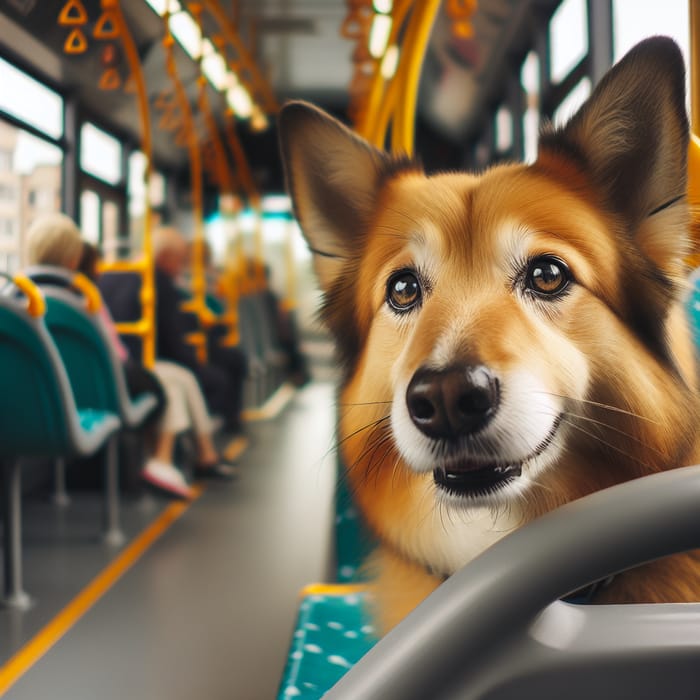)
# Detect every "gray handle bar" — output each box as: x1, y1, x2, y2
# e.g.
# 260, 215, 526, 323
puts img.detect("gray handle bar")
325, 465, 700, 699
